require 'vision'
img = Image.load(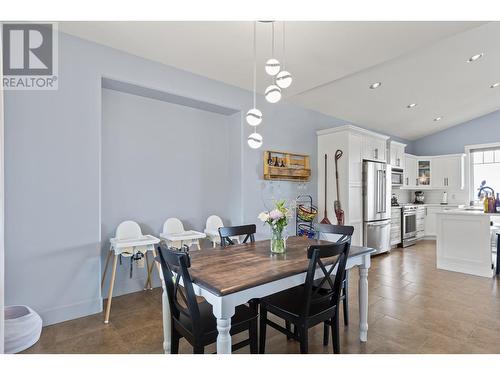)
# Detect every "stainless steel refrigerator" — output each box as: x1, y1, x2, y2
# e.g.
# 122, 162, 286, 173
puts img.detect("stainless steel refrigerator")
363, 160, 391, 255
